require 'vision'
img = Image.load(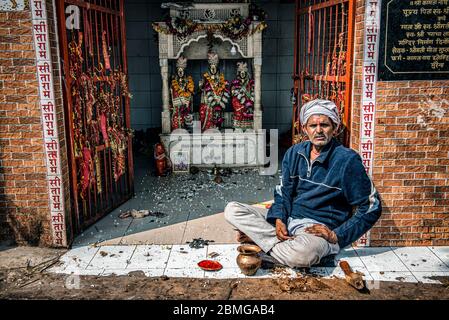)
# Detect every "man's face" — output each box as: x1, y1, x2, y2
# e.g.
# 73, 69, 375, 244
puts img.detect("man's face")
302, 115, 336, 148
